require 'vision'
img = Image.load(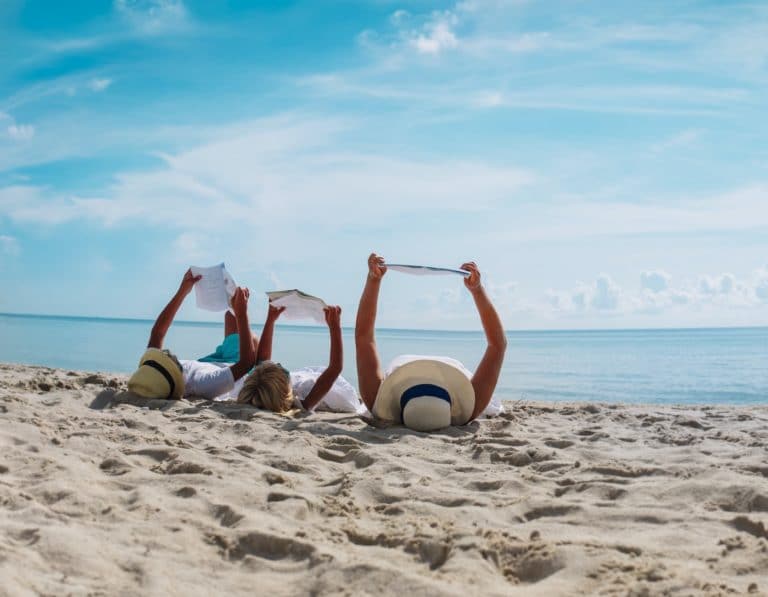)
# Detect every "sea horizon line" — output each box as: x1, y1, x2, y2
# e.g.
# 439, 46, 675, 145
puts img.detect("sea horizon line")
2, 311, 766, 335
